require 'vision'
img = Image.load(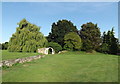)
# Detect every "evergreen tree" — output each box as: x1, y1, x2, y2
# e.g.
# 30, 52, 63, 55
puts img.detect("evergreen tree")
101, 28, 119, 54
118, 44, 120, 53
79, 22, 101, 52
47, 19, 78, 47
8, 19, 47, 52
